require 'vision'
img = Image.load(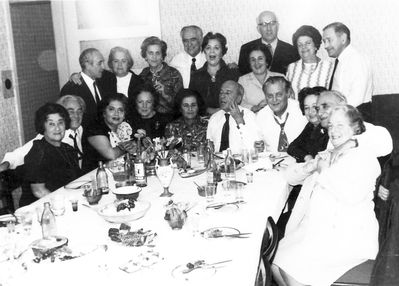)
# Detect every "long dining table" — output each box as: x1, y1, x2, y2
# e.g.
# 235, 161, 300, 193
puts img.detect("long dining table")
0, 154, 291, 286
